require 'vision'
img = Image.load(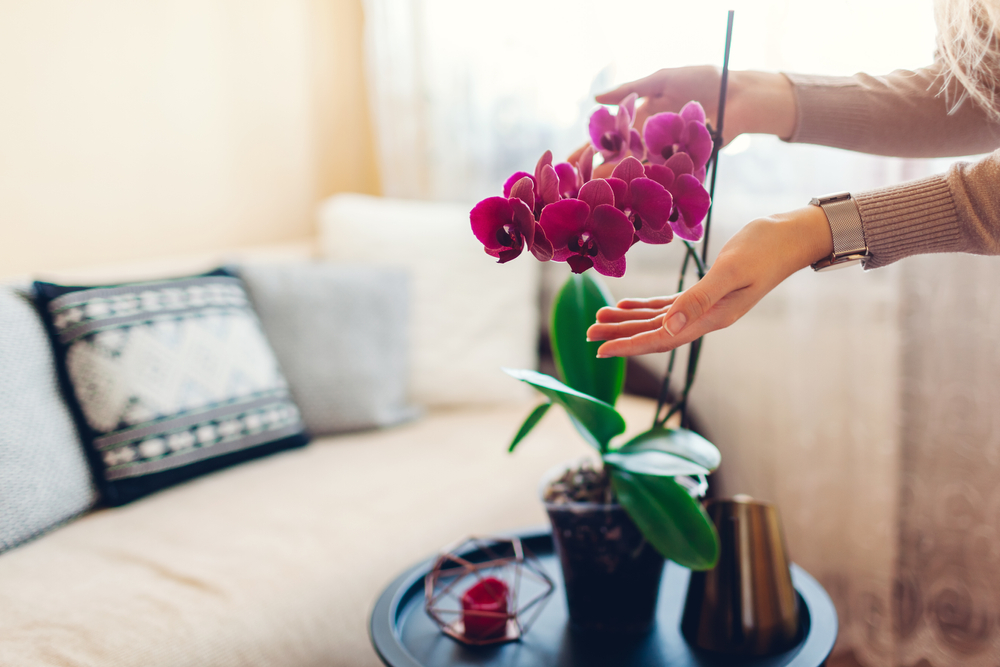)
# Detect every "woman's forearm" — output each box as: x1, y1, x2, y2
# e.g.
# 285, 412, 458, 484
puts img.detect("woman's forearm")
728, 71, 798, 140
782, 63, 1000, 158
